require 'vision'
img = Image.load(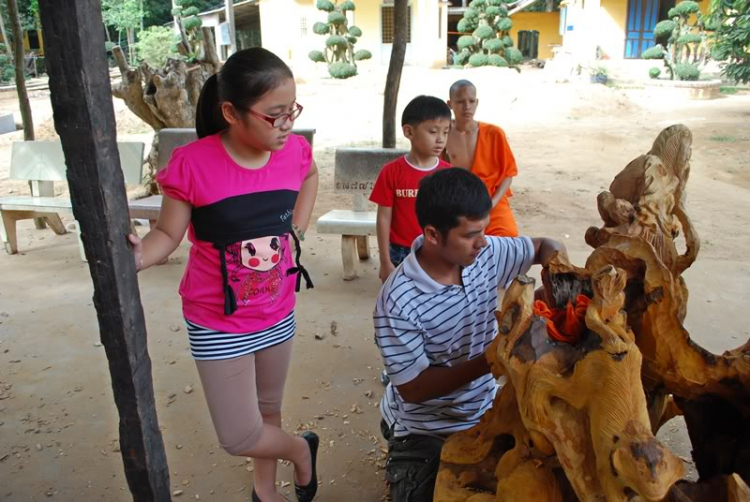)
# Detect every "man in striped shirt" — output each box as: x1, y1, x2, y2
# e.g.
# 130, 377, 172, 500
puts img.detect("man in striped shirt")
374, 168, 566, 501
